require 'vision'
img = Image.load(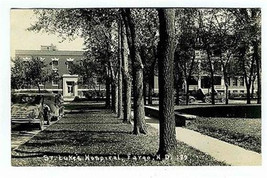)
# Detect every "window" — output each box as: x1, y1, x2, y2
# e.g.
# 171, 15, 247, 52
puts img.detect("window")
66, 61, 73, 70
214, 76, 222, 85
52, 79, 59, 86
66, 58, 74, 70
52, 71, 59, 86
51, 58, 59, 70
239, 77, 244, 86
214, 62, 222, 72
195, 50, 201, 58
52, 60, 58, 70
188, 76, 198, 85
201, 76, 210, 88
232, 78, 238, 86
